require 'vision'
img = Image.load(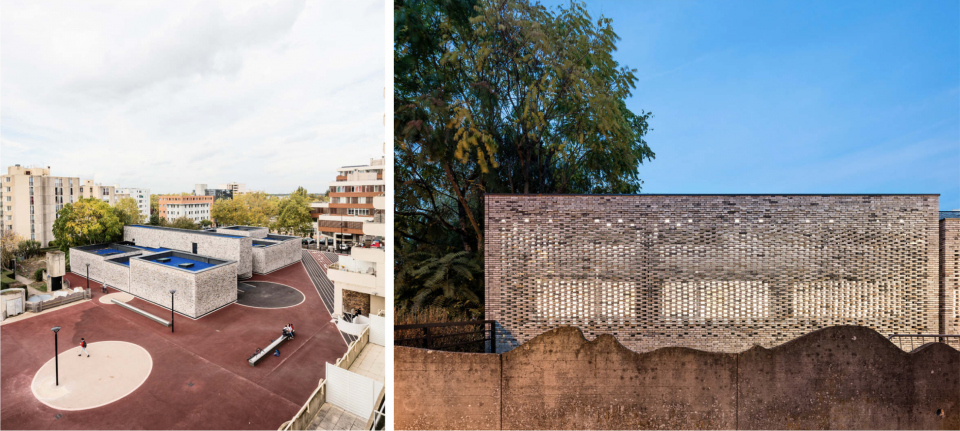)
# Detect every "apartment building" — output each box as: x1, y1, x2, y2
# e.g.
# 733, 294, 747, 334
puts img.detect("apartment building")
328, 195, 386, 318
1, 165, 81, 244
194, 184, 233, 201
316, 157, 385, 246
217, 182, 246, 194
78, 179, 116, 204
158, 195, 214, 223
115, 187, 151, 221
